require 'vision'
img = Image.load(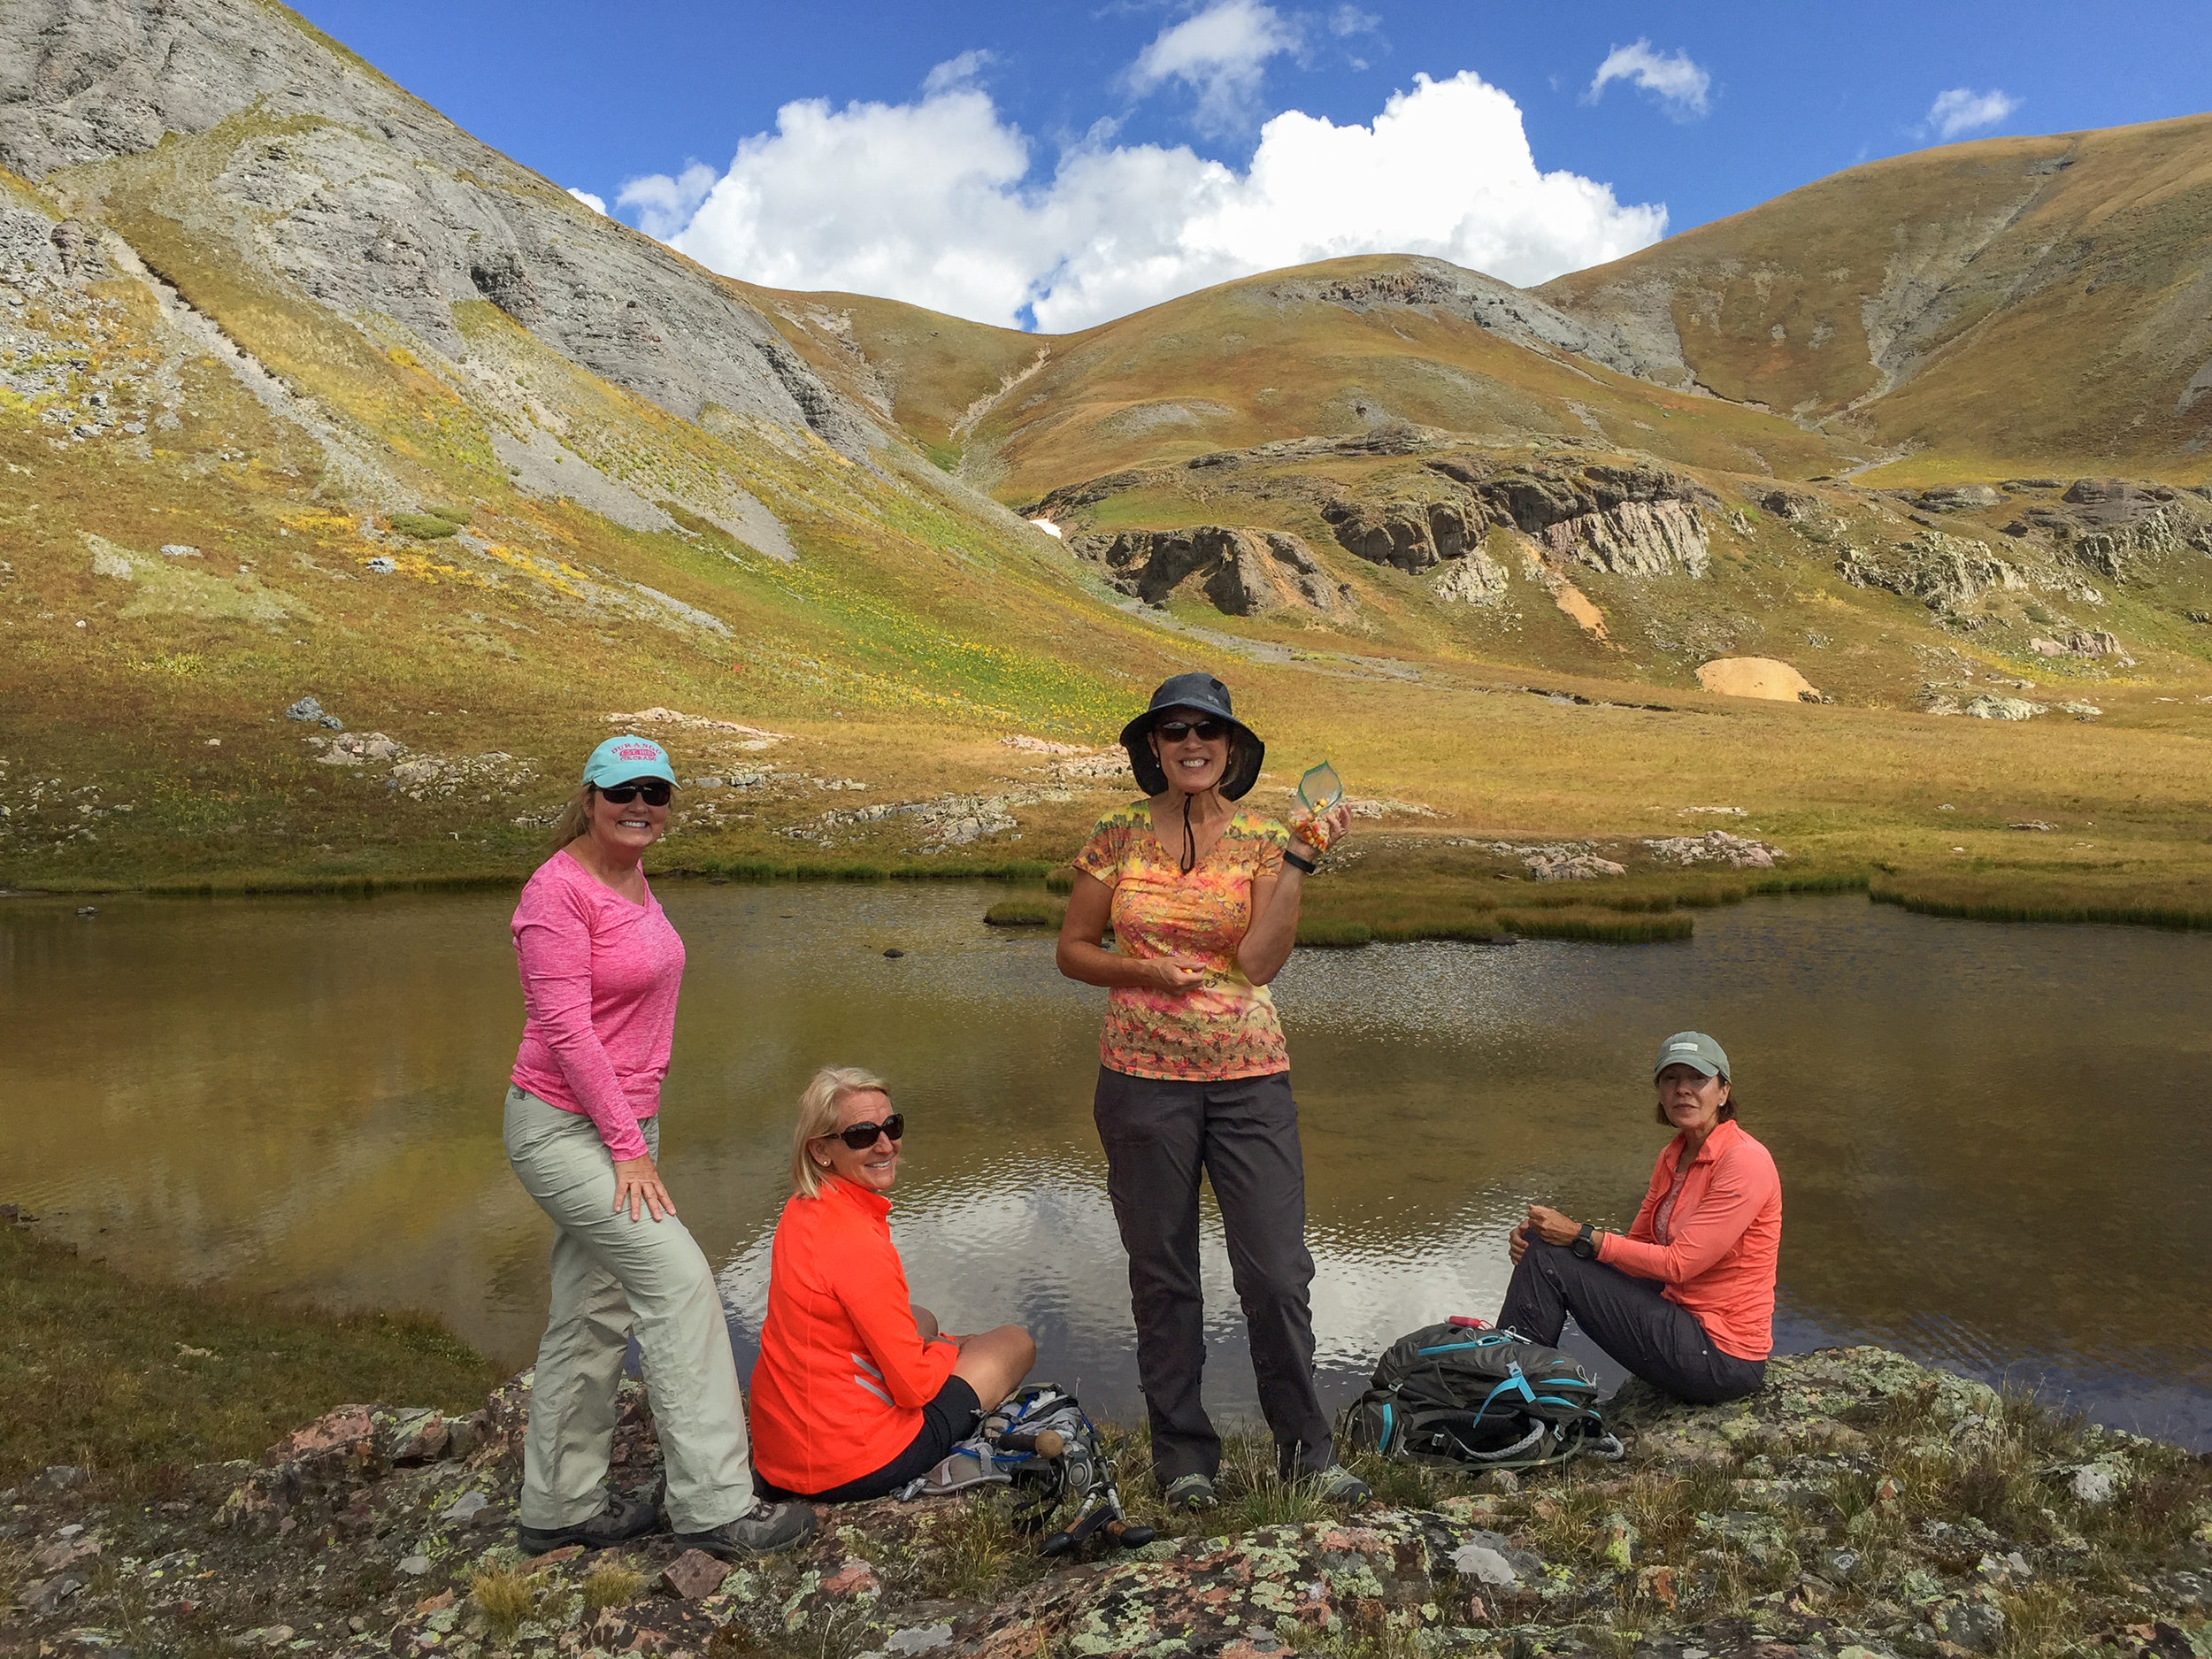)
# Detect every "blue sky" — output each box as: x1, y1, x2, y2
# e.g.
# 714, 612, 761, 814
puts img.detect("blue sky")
293, 0, 2209, 330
